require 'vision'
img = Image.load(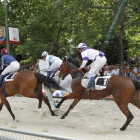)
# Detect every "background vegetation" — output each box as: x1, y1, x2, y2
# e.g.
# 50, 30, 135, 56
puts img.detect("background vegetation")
0, 0, 140, 66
